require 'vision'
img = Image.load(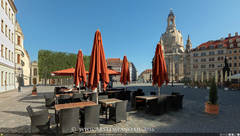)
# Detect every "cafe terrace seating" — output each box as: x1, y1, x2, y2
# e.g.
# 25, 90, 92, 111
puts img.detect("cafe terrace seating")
26, 105, 51, 134
58, 107, 80, 134
109, 100, 128, 123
